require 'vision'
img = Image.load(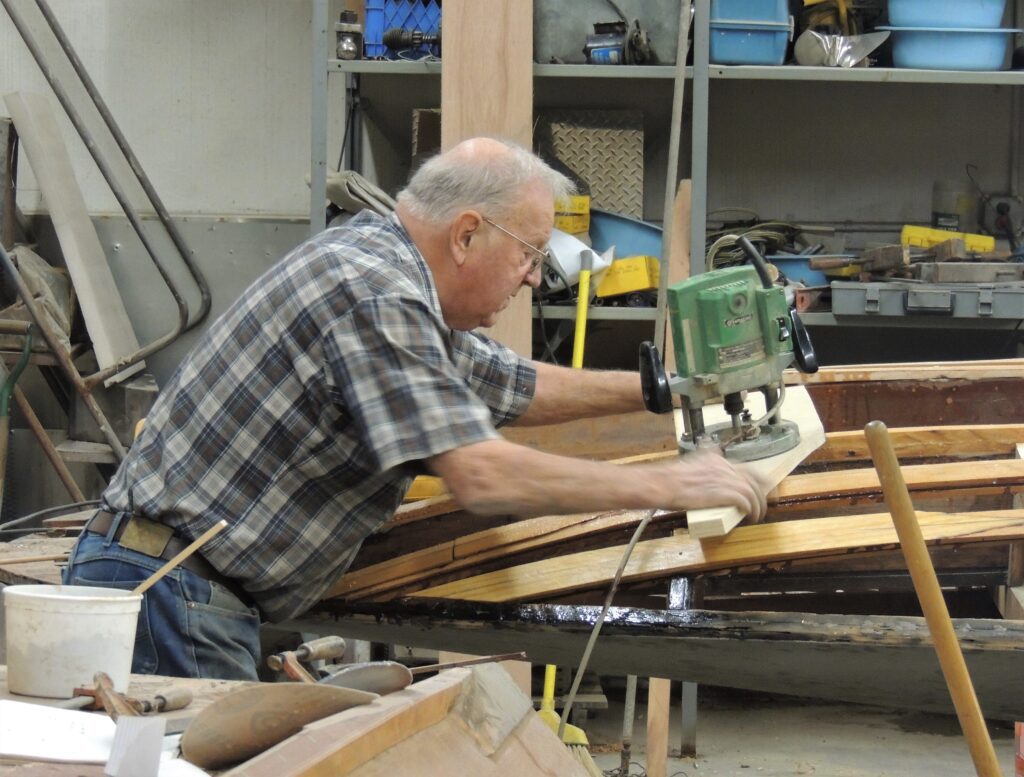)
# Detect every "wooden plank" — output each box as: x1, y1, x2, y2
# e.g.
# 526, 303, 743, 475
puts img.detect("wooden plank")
222, 669, 468, 777
645, 678, 671, 777
807, 378, 1024, 432
440, 0, 533, 357
3, 93, 143, 384
329, 509, 672, 601
502, 410, 676, 461
662, 180, 691, 374
787, 358, 1024, 385
809, 424, 1024, 464
412, 509, 1024, 603
773, 459, 1024, 504
0, 536, 72, 586
684, 385, 826, 538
